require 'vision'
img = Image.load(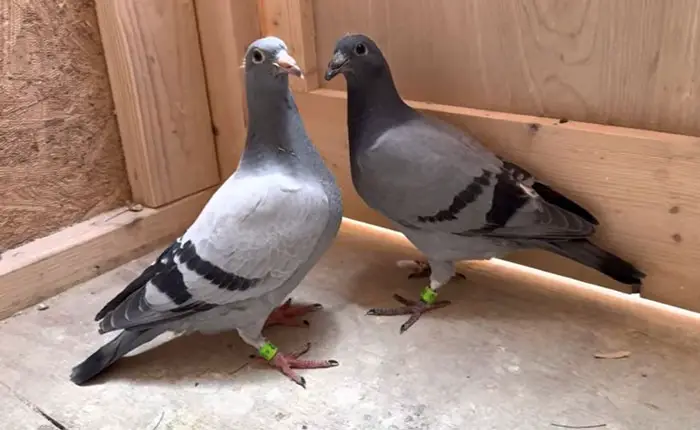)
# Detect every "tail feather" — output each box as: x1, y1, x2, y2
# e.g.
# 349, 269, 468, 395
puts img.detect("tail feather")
70, 328, 162, 386
545, 239, 646, 292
